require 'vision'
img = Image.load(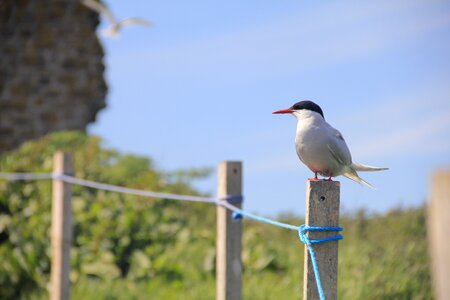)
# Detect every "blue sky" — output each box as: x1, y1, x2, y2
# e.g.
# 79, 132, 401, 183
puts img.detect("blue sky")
89, 0, 450, 216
